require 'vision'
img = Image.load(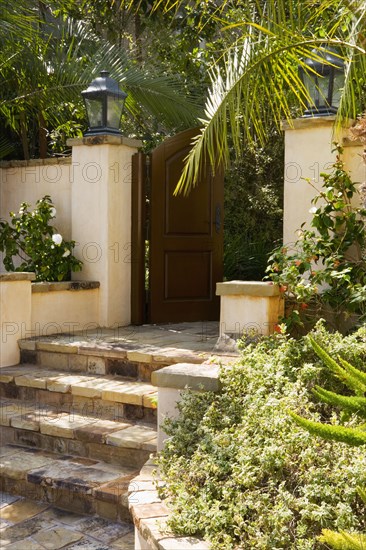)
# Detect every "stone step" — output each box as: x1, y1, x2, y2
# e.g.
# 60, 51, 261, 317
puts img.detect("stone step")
0, 399, 157, 468
19, 330, 206, 381
0, 365, 158, 423
0, 492, 135, 549
0, 444, 139, 522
